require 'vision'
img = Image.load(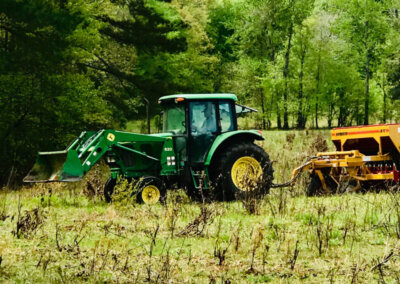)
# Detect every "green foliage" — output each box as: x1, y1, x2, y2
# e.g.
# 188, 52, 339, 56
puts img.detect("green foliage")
0, 0, 113, 185
0, 0, 187, 185
2, 0, 400, 185
213, 0, 400, 129
110, 177, 137, 206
